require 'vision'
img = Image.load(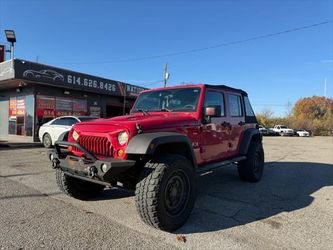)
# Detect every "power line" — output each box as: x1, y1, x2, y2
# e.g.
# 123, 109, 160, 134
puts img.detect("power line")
143, 80, 164, 86
122, 79, 164, 85
50, 20, 333, 66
